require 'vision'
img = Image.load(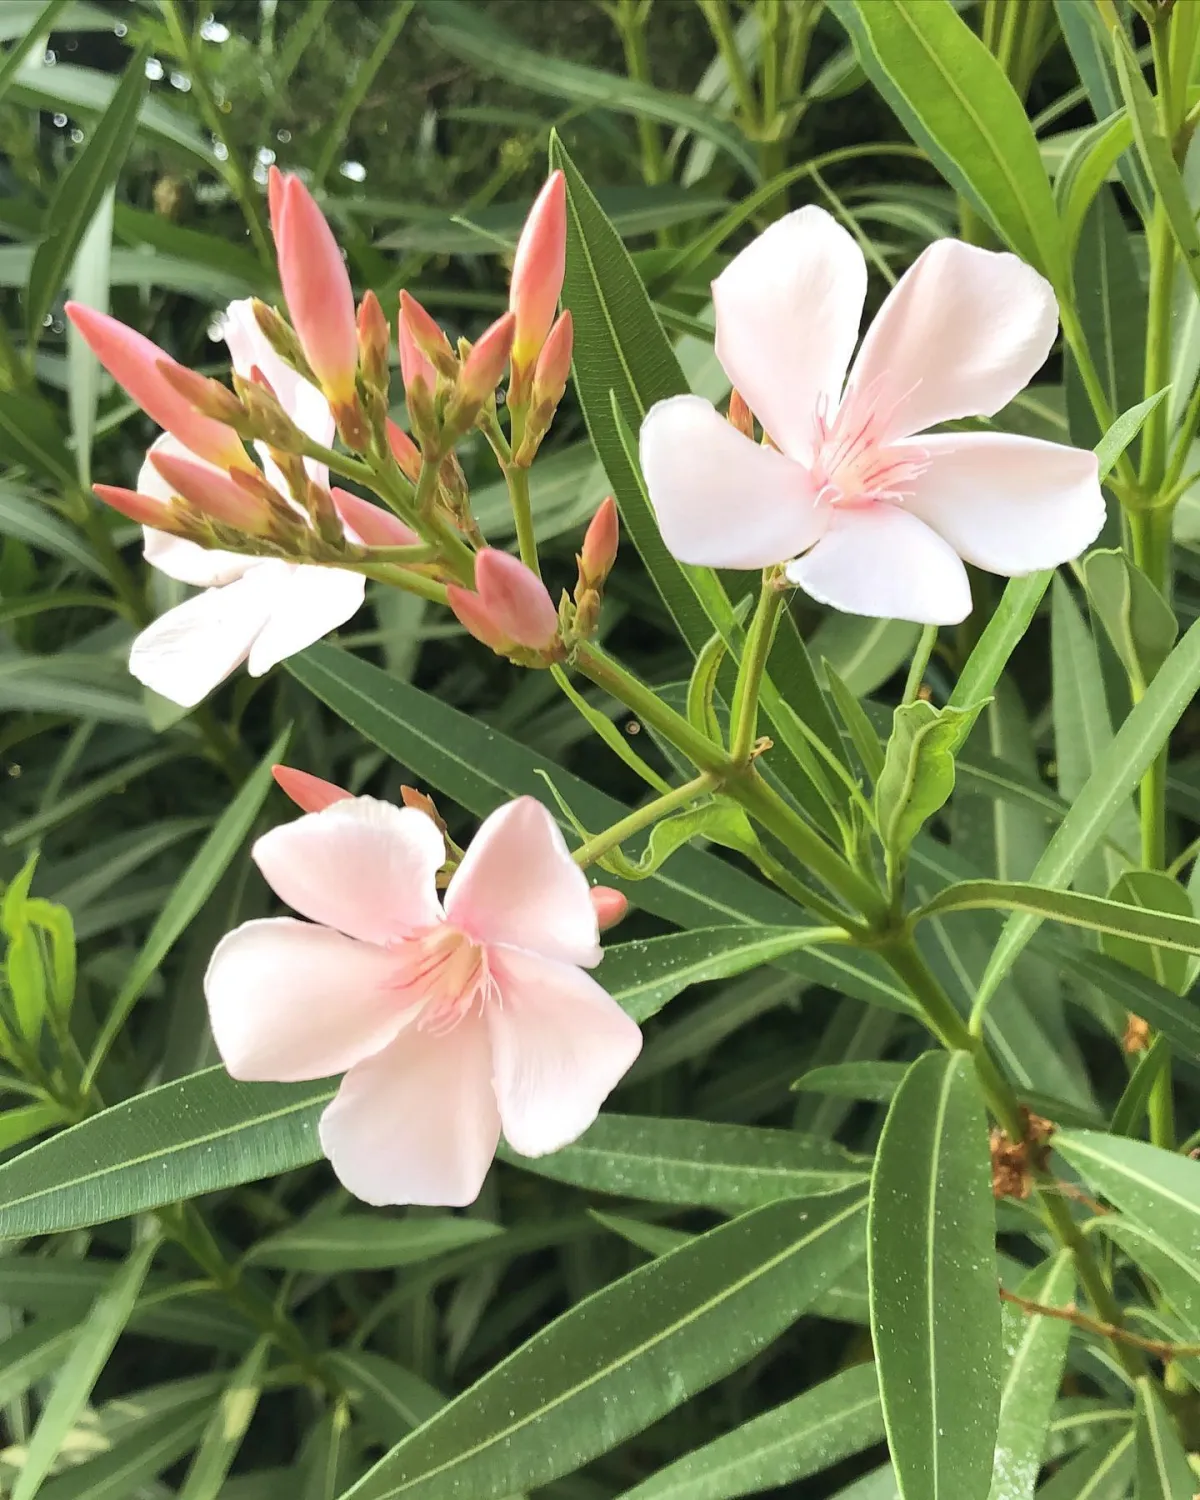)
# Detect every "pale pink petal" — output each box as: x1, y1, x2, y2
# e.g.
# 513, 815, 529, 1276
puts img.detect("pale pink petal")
639, 395, 829, 569
905, 433, 1105, 575
138, 435, 252, 587
252, 796, 445, 944
785, 503, 972, 625
445, 797, 600, 968
712, 206, 866, 461
128, 571, 276, 706
245, 564, 364, 675
319, 1015, 500, 1207
844, 240, 1058, 443
487, 948, 642, 1157
205, 917, 405, 1082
